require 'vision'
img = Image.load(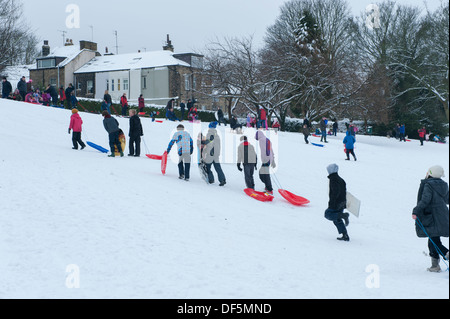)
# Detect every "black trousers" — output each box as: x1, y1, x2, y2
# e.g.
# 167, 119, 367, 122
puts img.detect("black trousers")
243, 164, 255, 189
346, 148, 356, 160
428, 237, 449, 259
129, 135, 141, 156
259, 165, 273, 192
72, 132, 86, 149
